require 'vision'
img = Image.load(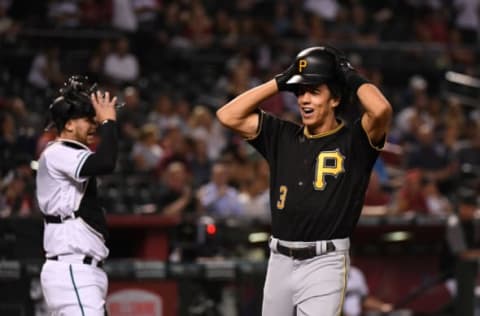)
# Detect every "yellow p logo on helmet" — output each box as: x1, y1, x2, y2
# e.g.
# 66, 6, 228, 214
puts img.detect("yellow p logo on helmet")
298, 59, 308, 72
